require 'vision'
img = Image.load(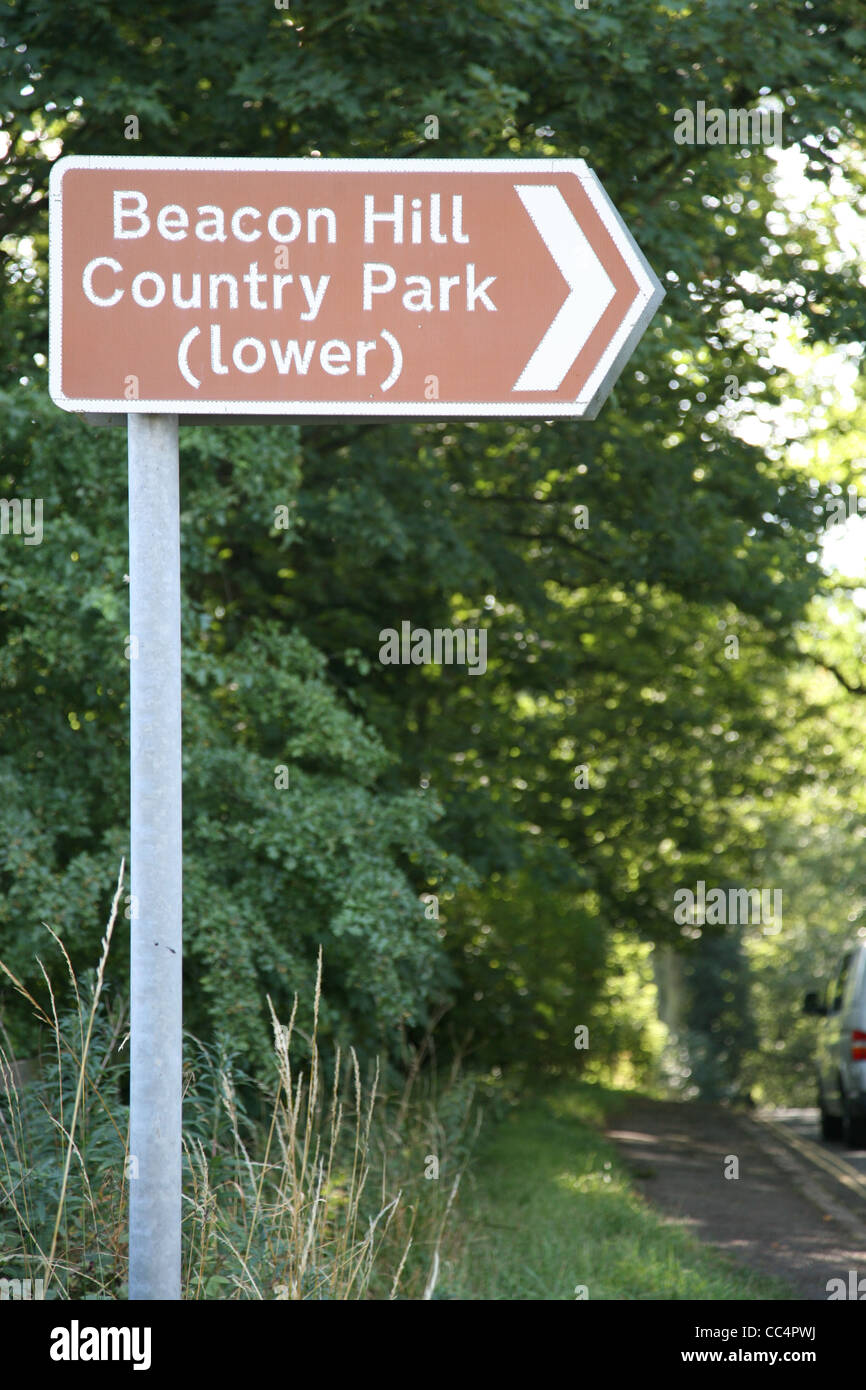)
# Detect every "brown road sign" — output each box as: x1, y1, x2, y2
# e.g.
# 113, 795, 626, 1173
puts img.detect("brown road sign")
49, 157, 663, 419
